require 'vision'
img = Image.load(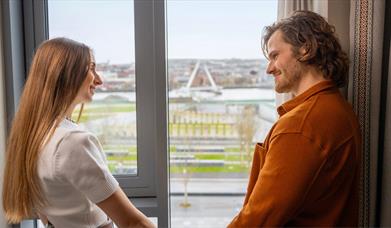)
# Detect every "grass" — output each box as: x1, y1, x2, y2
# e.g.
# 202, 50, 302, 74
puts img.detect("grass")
85, 105, 136, 113
103, 145, 137, 153
192, 154, 246, 161
73, 102, 254, 174
107, 164, 250, 174
71, 103, 136, 123
194, 154, 225, 160
107, 151, 252, 174
170, 165, 249, 173
168, 123, 235, 136
107, 153, 249, 162
224, 147, 241, 152
105, 144, 251, 173
107, 155, 137, 161
108, 164, 116, 172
